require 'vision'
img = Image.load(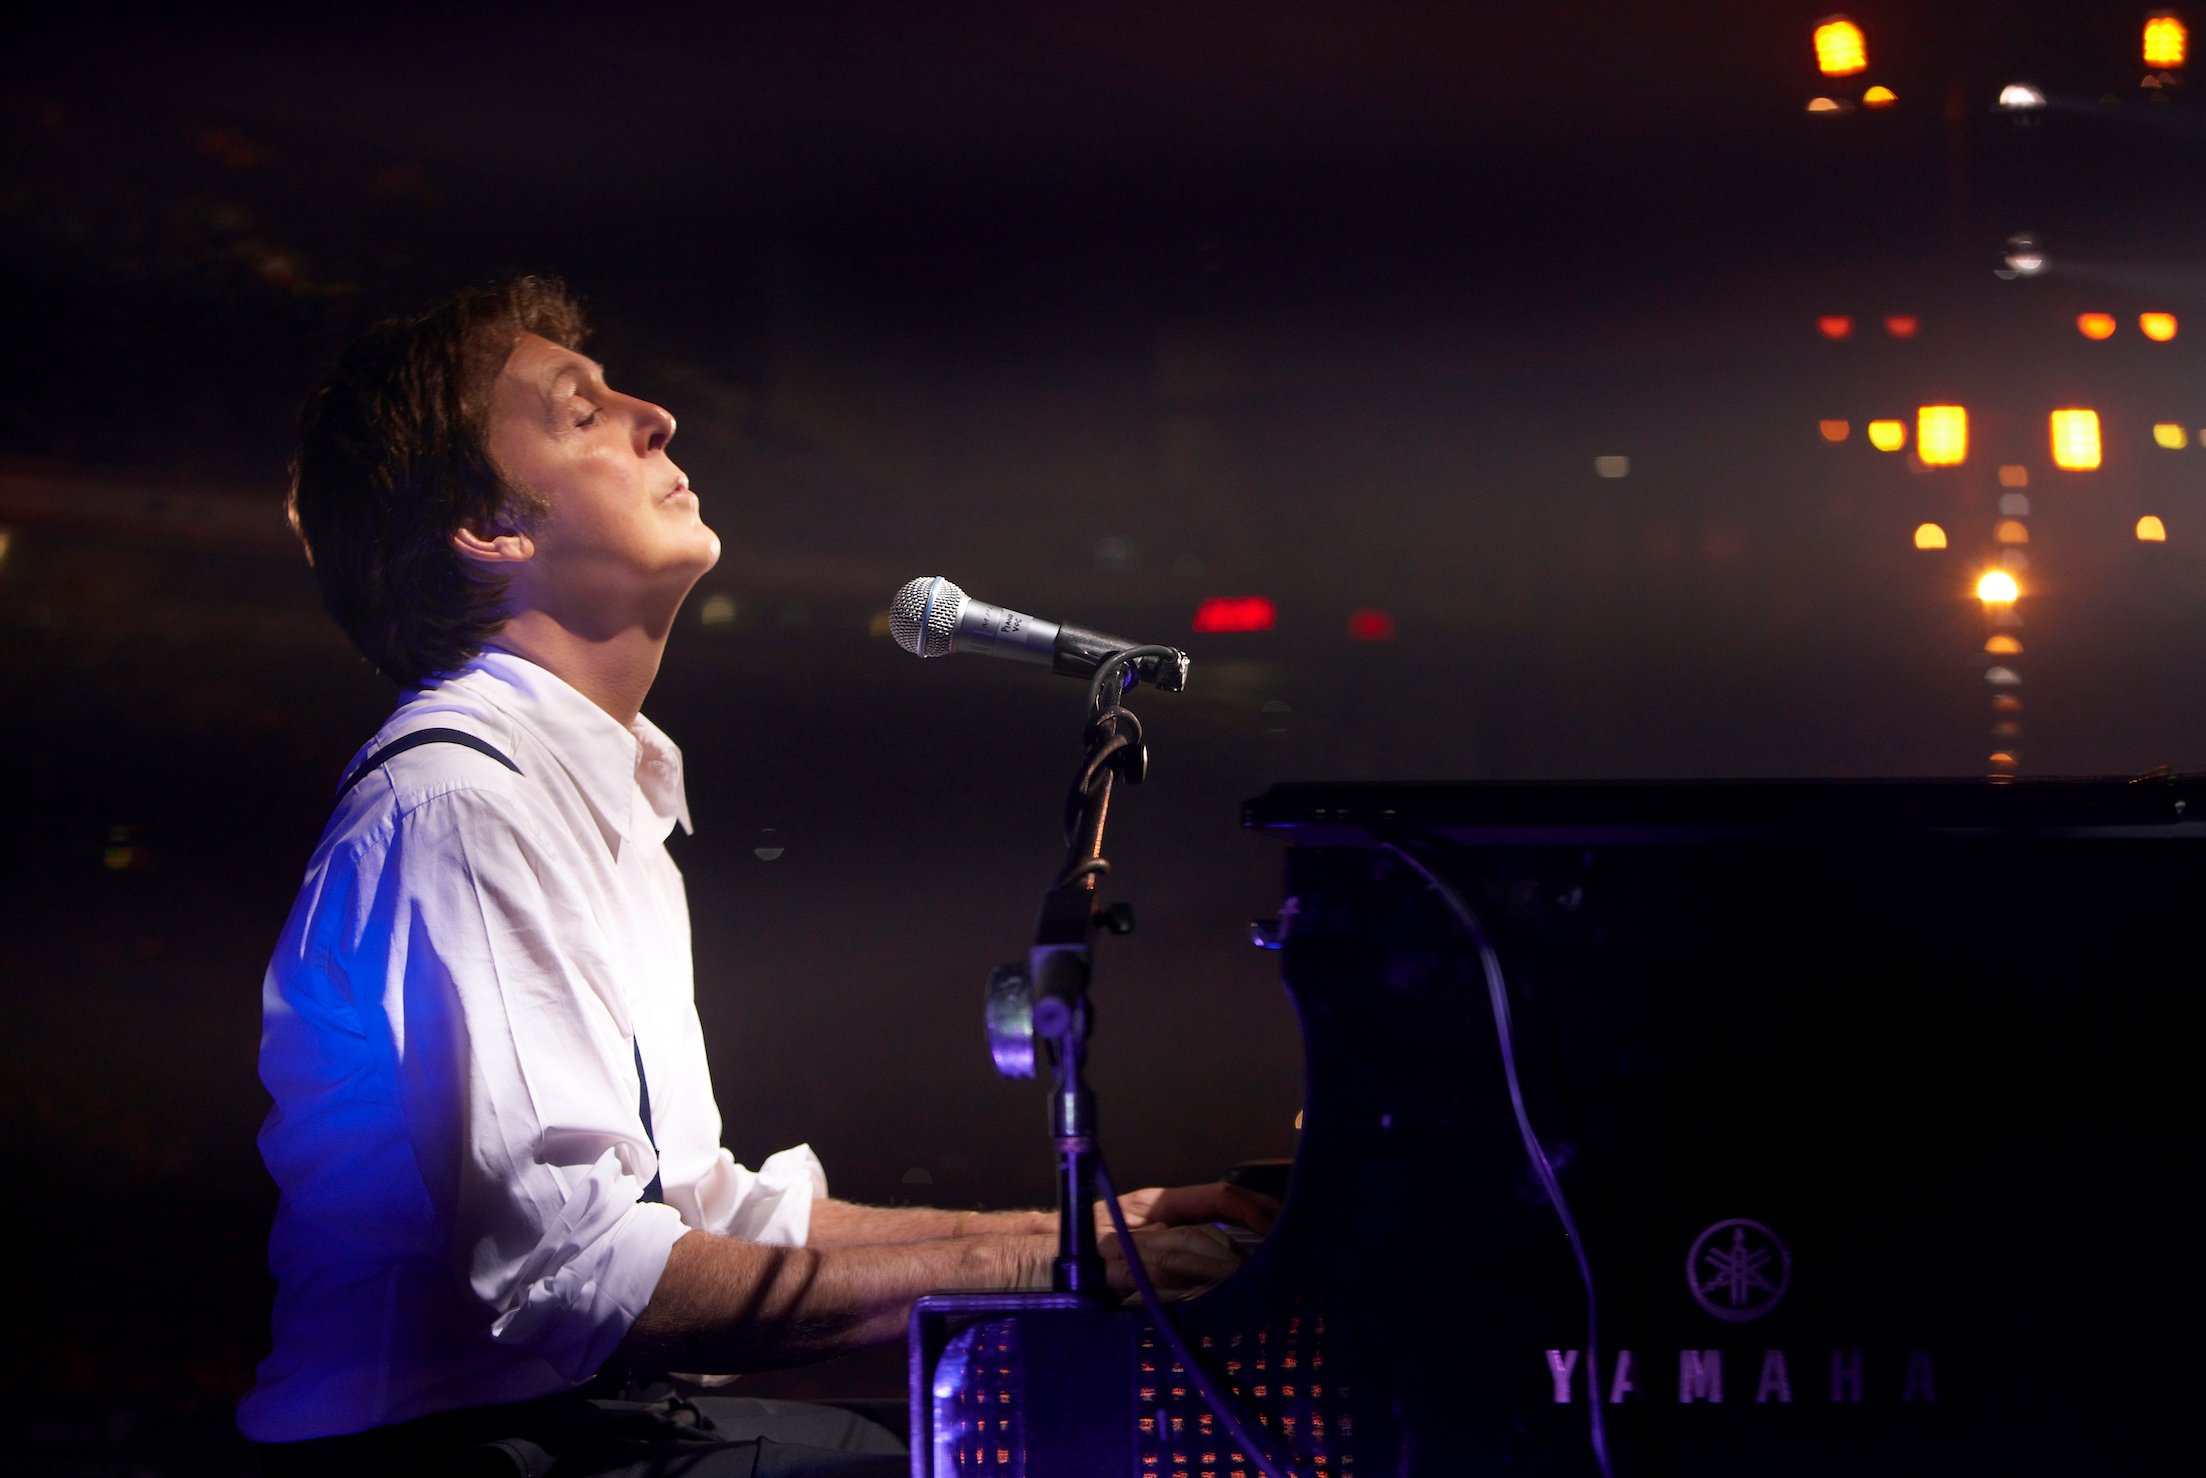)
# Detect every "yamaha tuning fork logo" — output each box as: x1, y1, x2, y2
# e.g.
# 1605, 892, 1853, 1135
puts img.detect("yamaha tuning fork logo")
1542, 1217, 1939, 1407
1687, 1217, 1791, 1322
